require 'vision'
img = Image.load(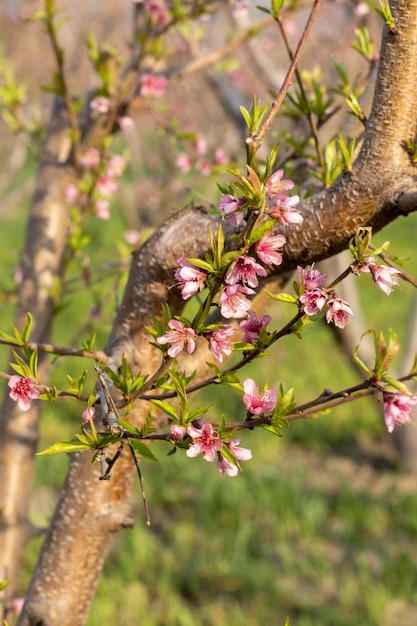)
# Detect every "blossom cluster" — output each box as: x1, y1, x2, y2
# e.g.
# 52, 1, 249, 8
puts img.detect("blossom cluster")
158, 168, 297, 364
218, 169, 303, 228
151, 157, 414, 472
65, 112, 128, 221
175, 133, 229, 178
297, 265, 353, 329
355, 257, 401, 295
168, 378, 278, 477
